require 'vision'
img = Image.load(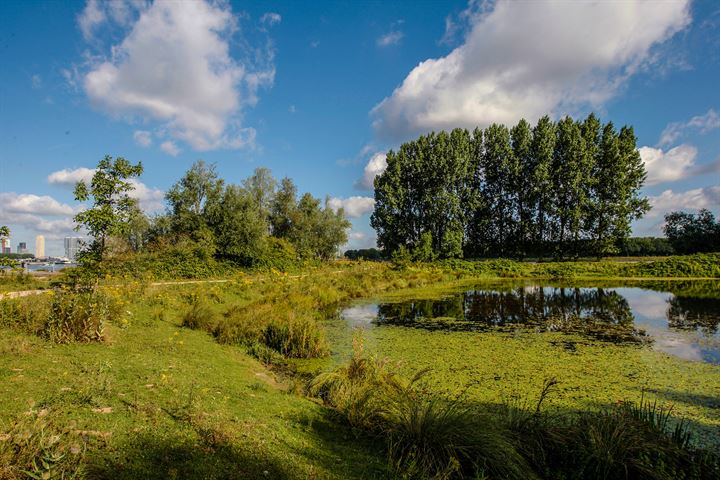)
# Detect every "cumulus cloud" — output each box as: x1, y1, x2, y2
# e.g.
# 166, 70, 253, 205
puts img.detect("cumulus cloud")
647, 186, 720, 217
133, 130, 152, 147
639, 144, 697, 185
372, 0, 690, 139
47, 167, 165, 212
80, 0, 275, 151
355, 152, 387, 190
0, 193, 78, 238
377, 31, 404, 47
659, 109, 720, 146
160, 140, 181, 156
47, 167, 95, 186
0, 192, 75, 216
328, 196, 375, 218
